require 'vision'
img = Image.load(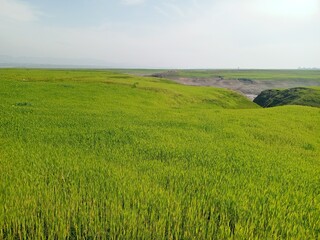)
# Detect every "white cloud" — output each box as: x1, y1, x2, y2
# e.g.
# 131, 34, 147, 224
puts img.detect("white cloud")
253, 0, 319, 18
0, 0, 40, 22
